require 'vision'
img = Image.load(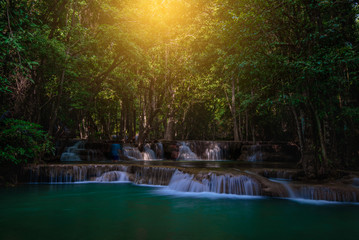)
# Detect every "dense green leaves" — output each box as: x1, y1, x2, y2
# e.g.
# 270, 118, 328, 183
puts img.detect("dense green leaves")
0, 0, 358, 176
0, 119, 54, 165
